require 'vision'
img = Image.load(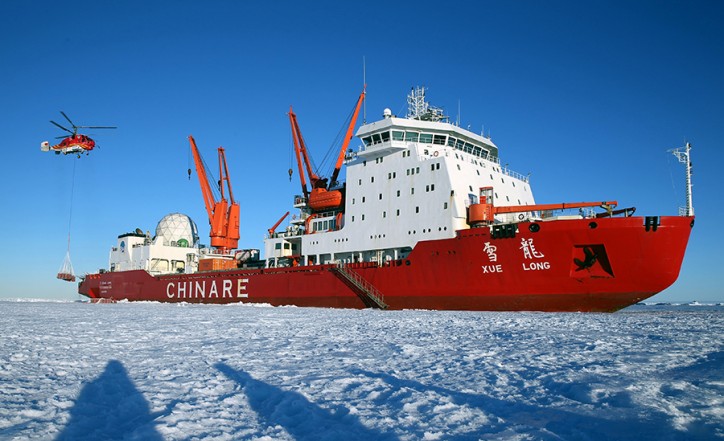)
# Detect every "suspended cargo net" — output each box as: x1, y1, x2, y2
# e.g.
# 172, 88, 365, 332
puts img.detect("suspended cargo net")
57, 250, 76, 282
